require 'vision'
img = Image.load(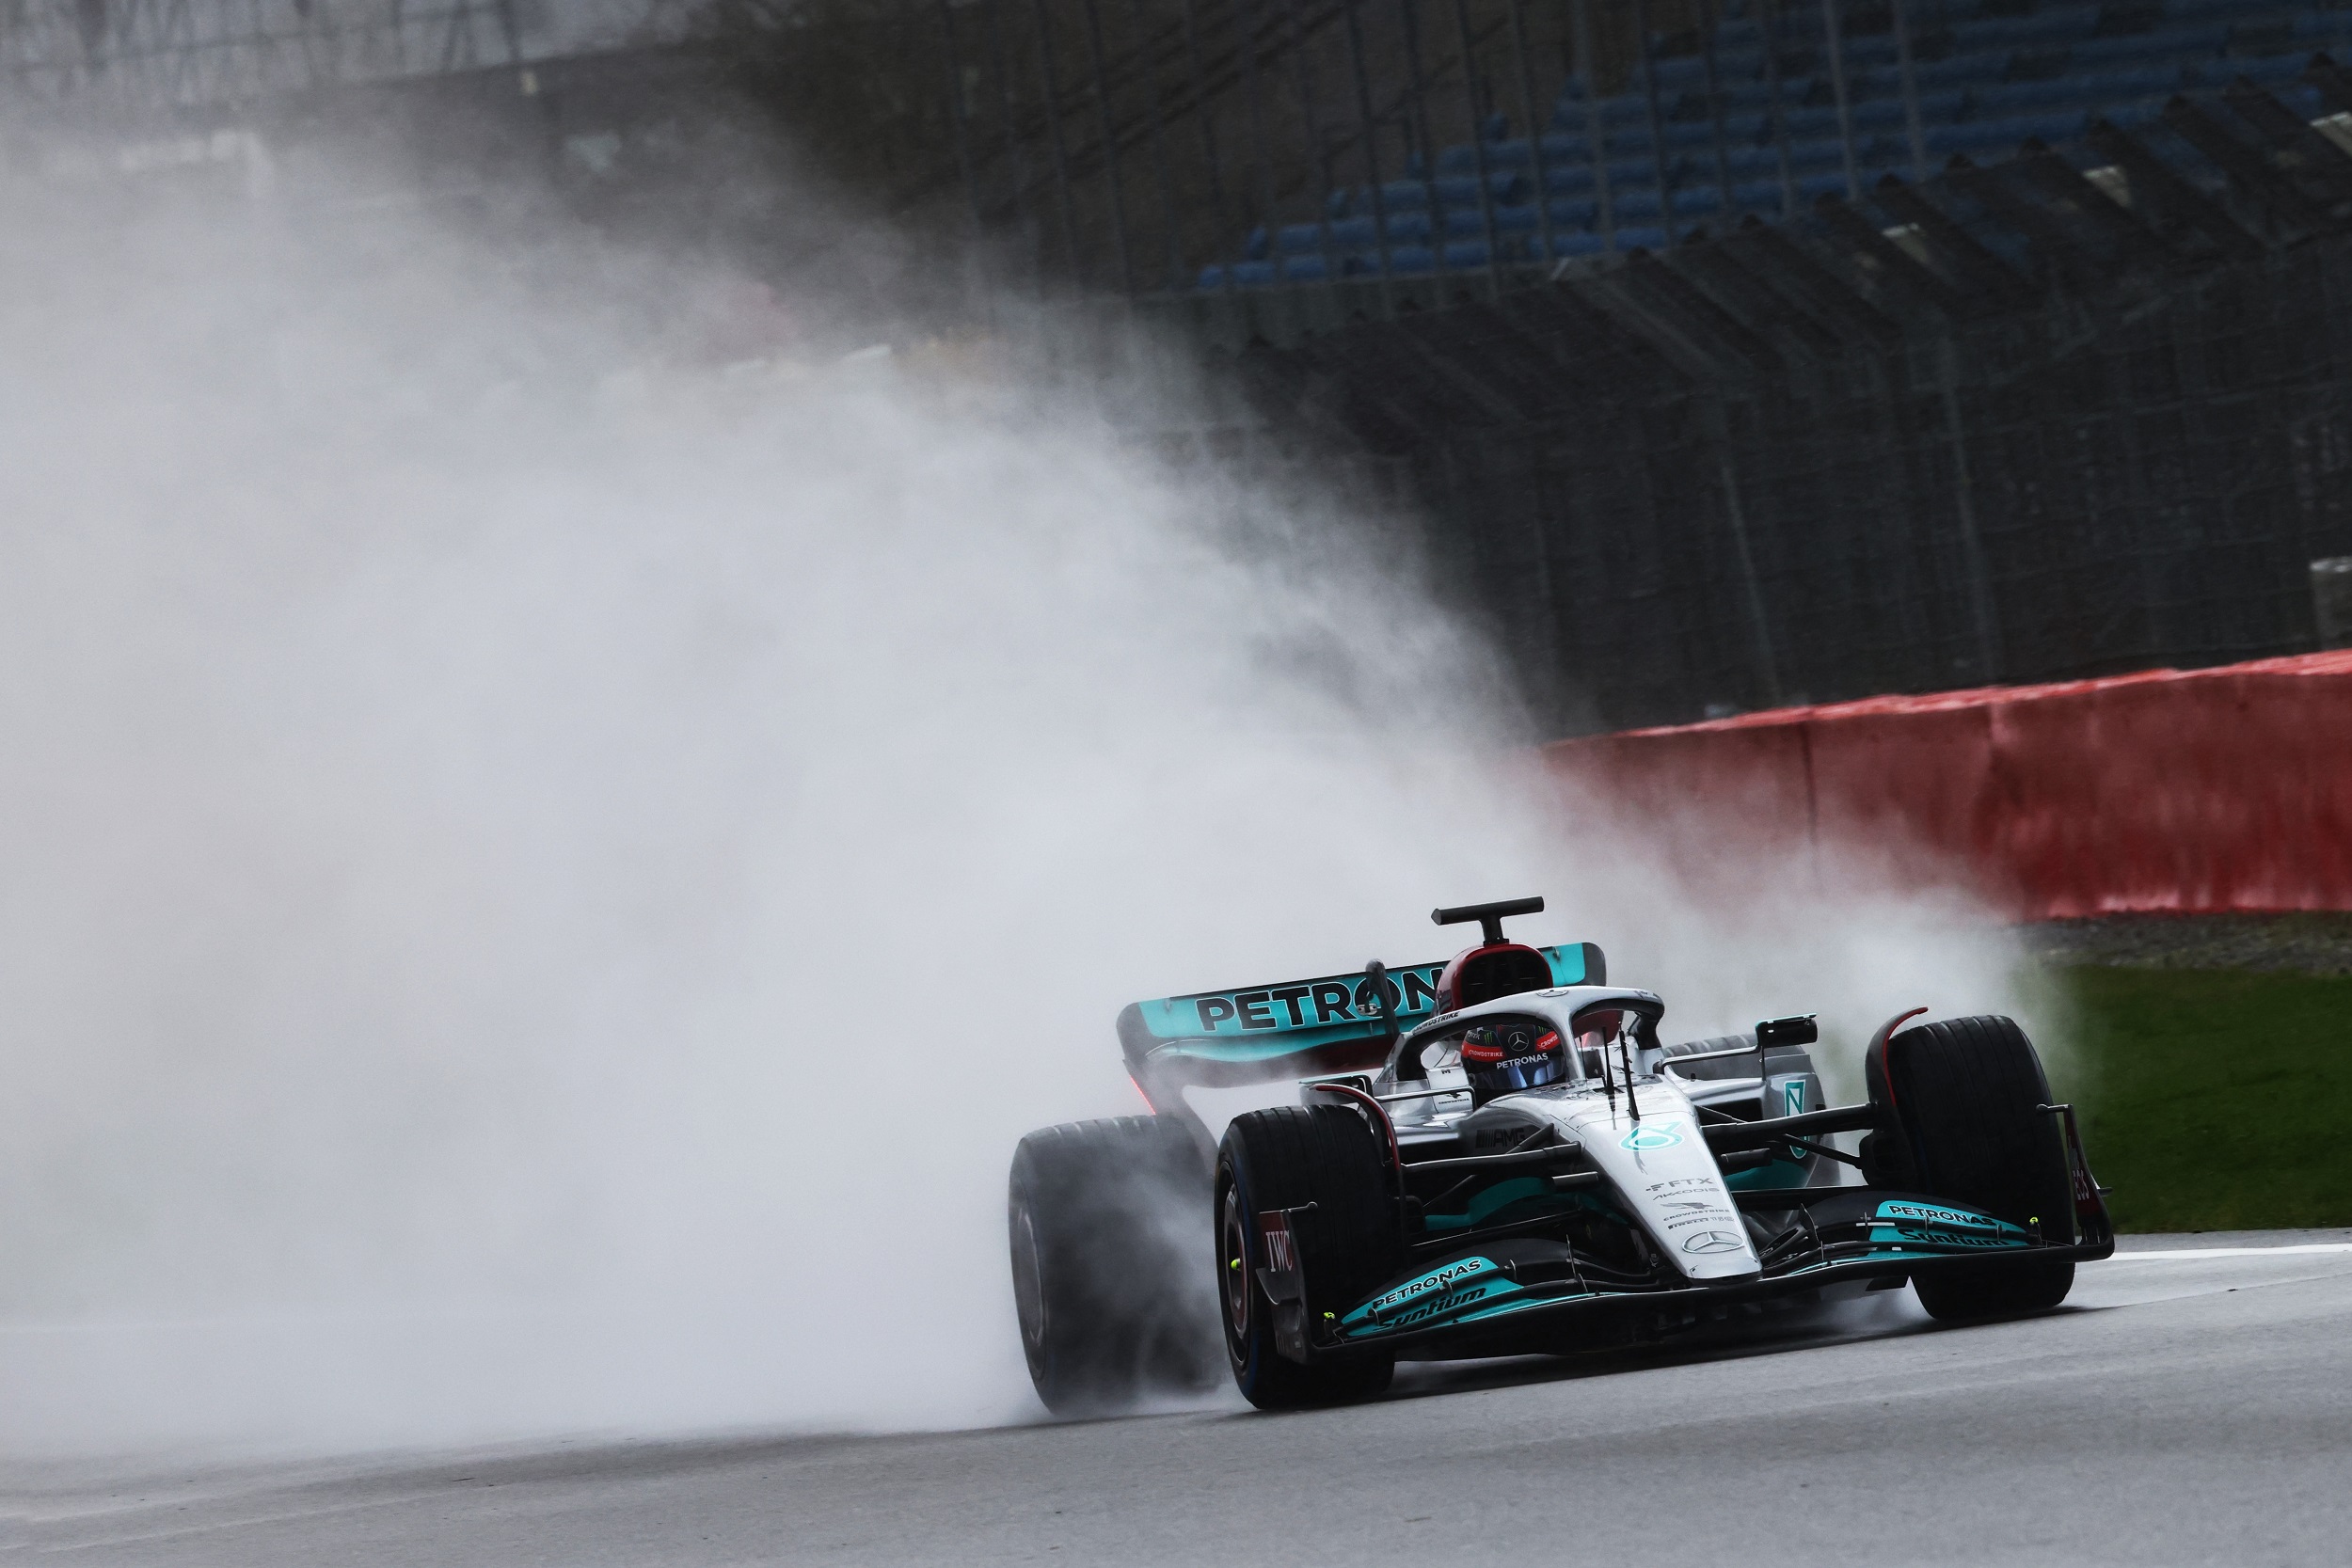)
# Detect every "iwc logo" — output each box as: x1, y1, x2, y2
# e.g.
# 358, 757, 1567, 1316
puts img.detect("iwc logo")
1681, 1230, 1744, 1255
